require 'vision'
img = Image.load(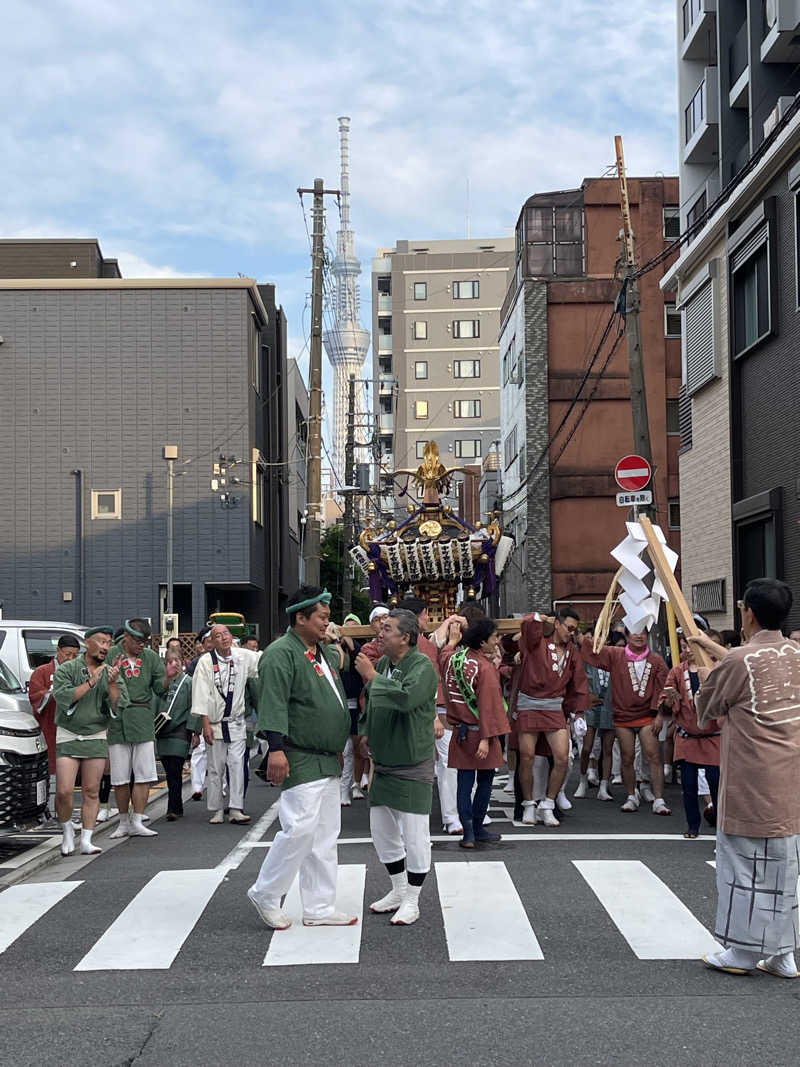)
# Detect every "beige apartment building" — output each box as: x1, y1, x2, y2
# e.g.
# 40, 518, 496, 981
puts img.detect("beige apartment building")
371, 238, 514, 520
